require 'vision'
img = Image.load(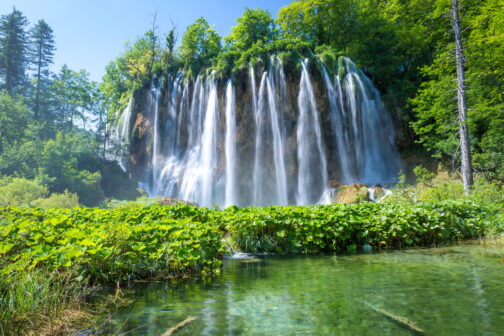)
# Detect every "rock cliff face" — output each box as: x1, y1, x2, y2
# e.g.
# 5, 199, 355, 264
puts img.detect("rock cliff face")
117, 57, 402, 207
